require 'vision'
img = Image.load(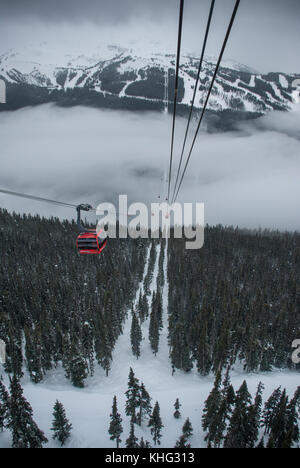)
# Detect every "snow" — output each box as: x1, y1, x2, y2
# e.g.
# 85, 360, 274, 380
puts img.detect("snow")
0, 43, 295, 114
279, 74, 289, 89
0, 240, 299, 449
